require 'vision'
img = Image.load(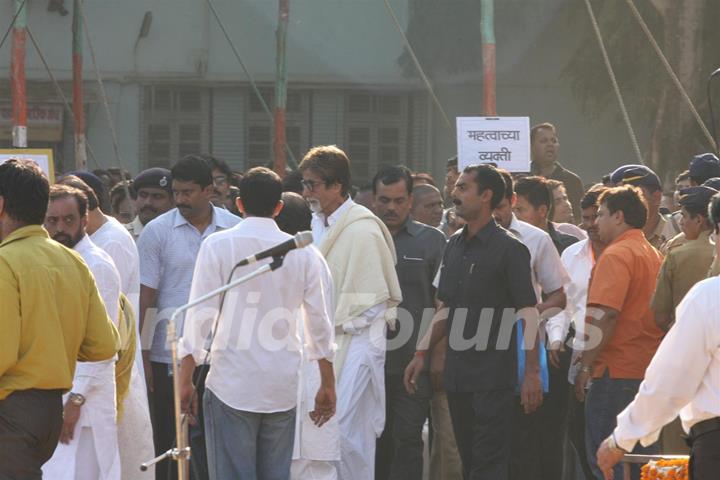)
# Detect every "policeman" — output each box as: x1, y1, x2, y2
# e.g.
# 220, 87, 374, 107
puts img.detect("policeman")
125, 168, 174, 240
597, 192, 720, 480
688, 153, 720, 186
